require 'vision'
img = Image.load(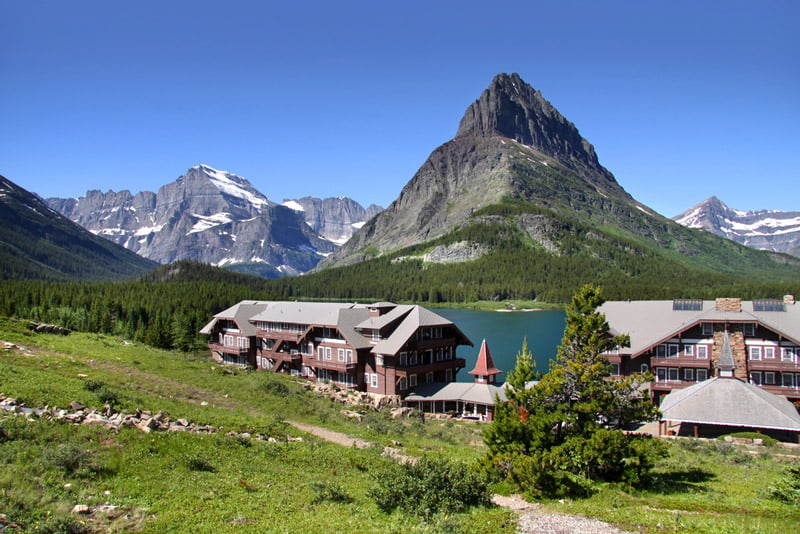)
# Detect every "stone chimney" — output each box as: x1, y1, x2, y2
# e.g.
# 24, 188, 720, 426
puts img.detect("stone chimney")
715, 298, 742, 312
